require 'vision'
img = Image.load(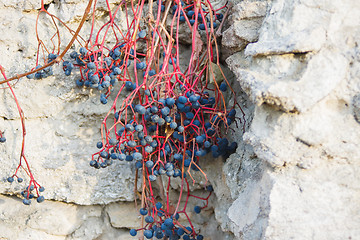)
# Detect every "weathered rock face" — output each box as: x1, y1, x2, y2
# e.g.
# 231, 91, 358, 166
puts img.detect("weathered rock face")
224, 0, 360, 239
0, 0, 359, 239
